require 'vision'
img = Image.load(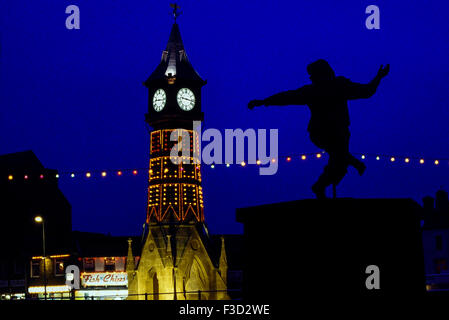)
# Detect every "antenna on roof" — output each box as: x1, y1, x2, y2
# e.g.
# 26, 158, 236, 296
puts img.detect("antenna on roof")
170, 3, 181, 22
